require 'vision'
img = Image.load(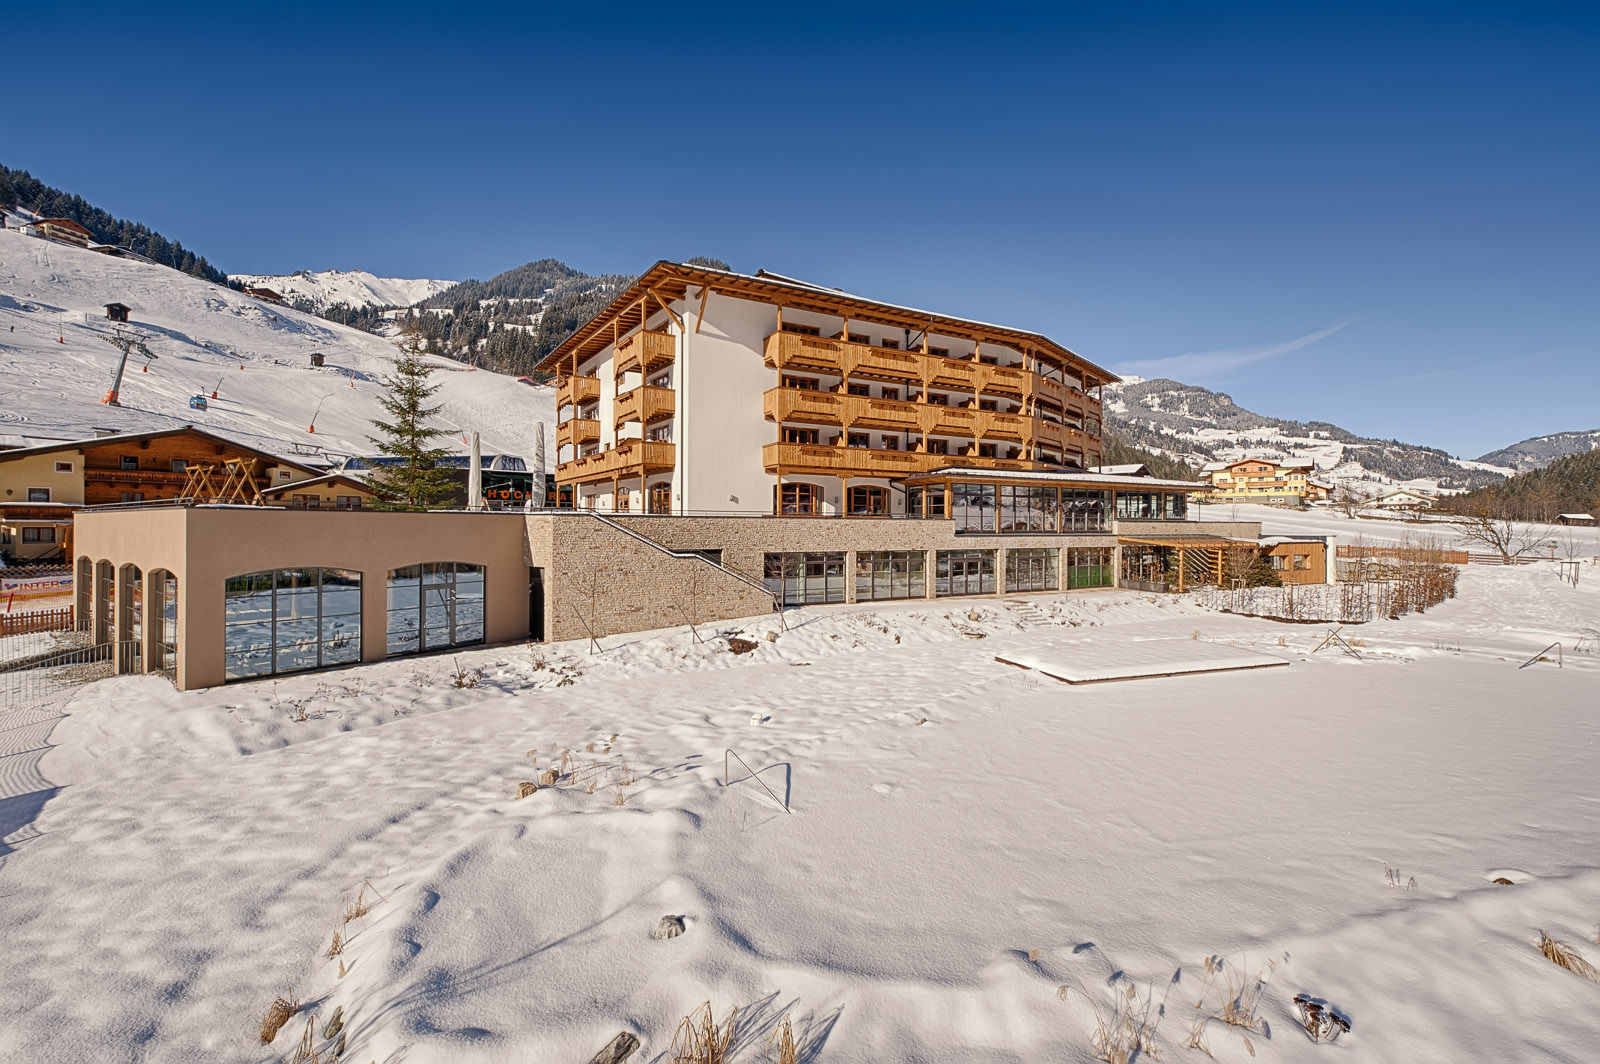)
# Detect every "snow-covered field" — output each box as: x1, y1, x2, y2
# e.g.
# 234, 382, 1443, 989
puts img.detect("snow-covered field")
0, 228, 551, 463
3, 512, 1598, 1062
226, 270, 457, 313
